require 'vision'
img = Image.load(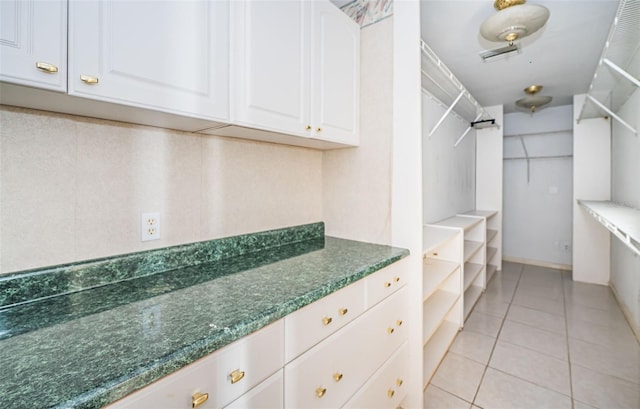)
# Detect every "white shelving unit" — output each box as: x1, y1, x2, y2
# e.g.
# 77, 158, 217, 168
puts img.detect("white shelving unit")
421, 225, 463, 389
433, 216, 486, 320
463, 210, 500, 284
577, 0, 640, 135
578, 200, 640, 257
